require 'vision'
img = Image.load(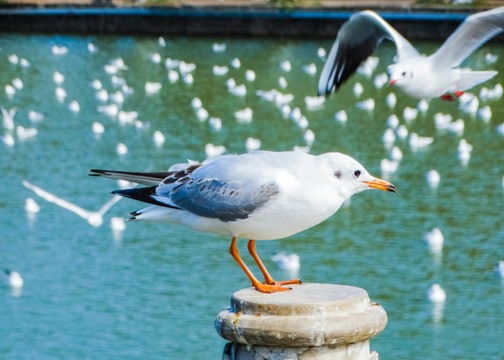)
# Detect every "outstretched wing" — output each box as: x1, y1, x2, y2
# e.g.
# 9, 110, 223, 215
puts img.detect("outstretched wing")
318, 10, 419, 95
430, 7, 504, 68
